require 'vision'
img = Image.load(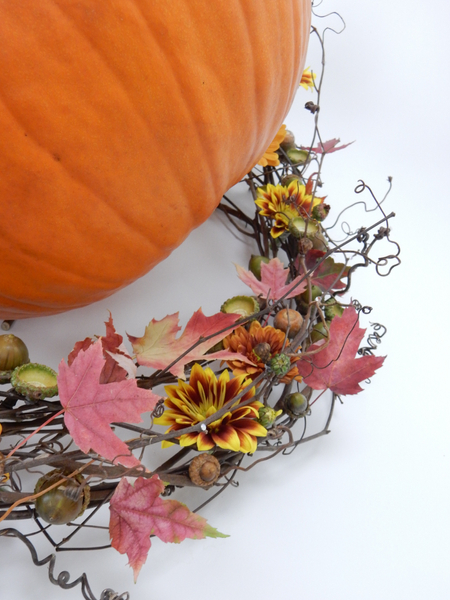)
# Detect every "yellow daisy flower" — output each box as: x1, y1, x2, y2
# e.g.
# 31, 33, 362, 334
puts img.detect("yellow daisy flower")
257, 124, 287, 167
154, 363, 267, 454
300, 67, 316, 91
